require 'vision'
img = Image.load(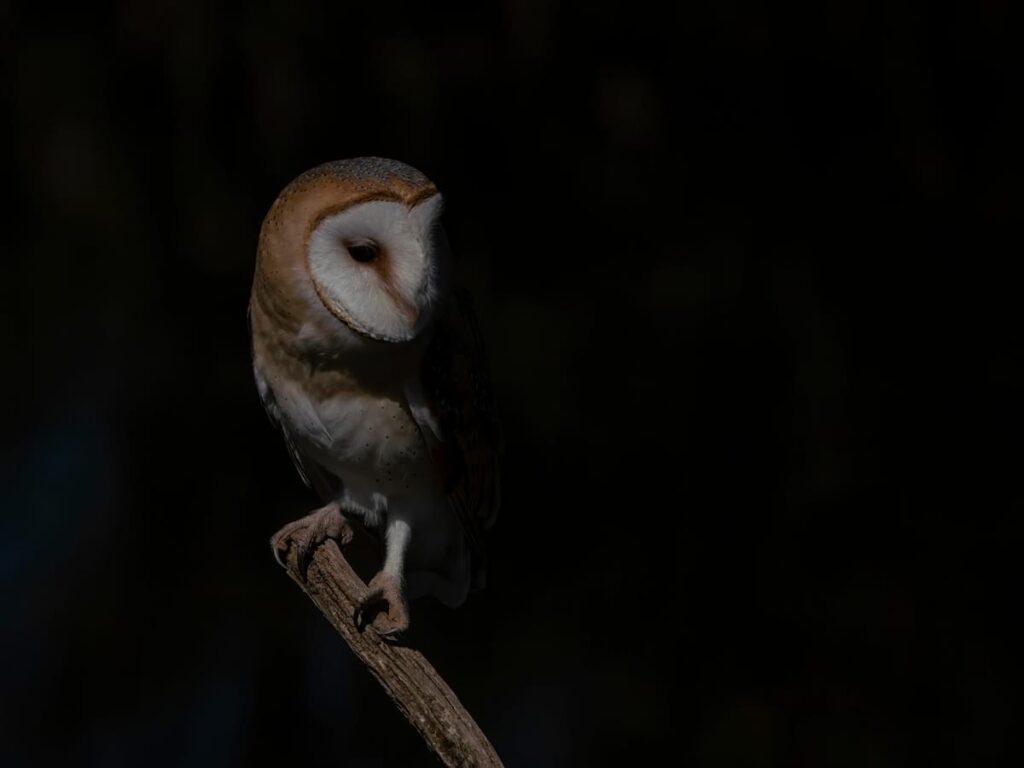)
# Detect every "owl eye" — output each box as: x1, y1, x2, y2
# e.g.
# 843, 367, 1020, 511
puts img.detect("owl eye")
347, 241, 379, 263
